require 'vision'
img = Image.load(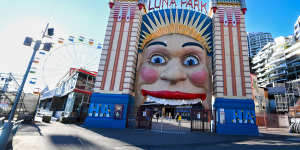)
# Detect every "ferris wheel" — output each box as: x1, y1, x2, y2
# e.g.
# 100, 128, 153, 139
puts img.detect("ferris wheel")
40, 36, 102, 90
